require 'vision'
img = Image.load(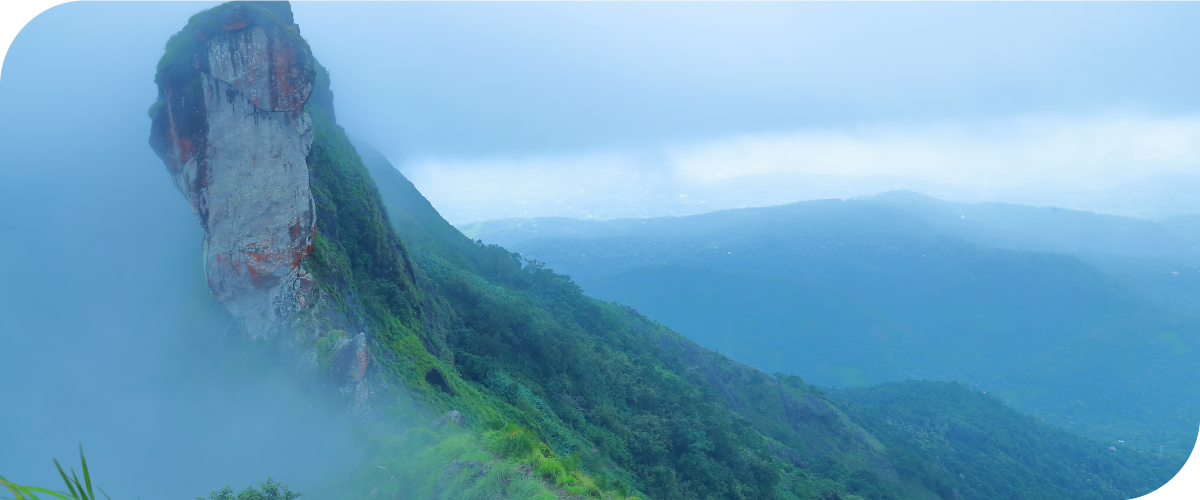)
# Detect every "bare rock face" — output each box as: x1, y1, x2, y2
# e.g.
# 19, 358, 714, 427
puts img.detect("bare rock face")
431, 410, 465, 430
331, 332, 370, 385
150, 2, 316, 338
330, 332, 372, 416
